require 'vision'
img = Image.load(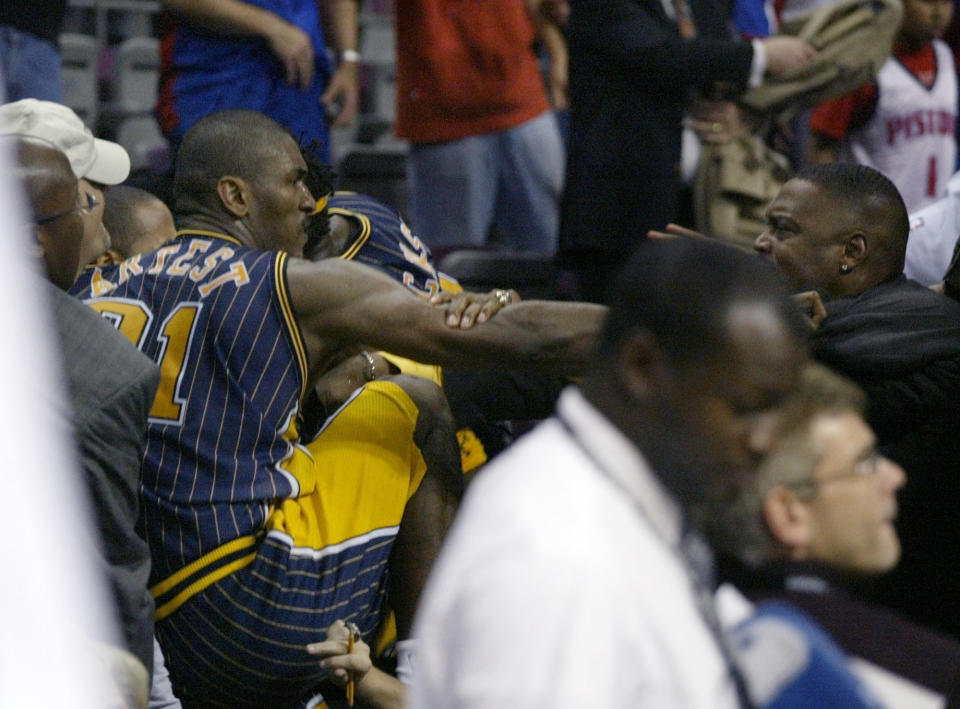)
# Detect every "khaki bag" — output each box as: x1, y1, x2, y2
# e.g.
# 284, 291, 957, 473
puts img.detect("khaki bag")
693, 134, 793, 249
741, 0, 903, 116
695, 0, 902, 247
